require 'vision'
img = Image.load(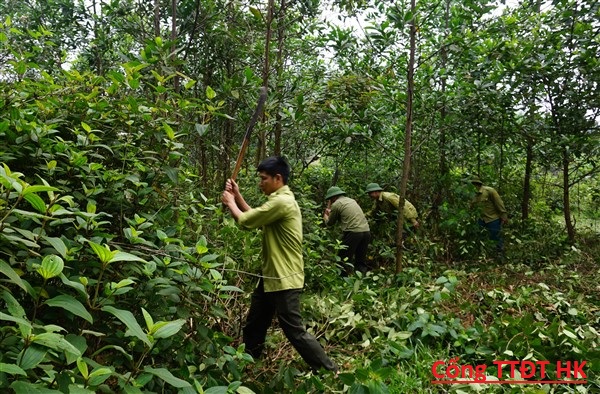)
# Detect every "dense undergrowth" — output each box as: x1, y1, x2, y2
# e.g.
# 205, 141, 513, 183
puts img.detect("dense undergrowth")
255, 225, 600, 393
1, 27, 599, 393
1, 147, 598, 393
